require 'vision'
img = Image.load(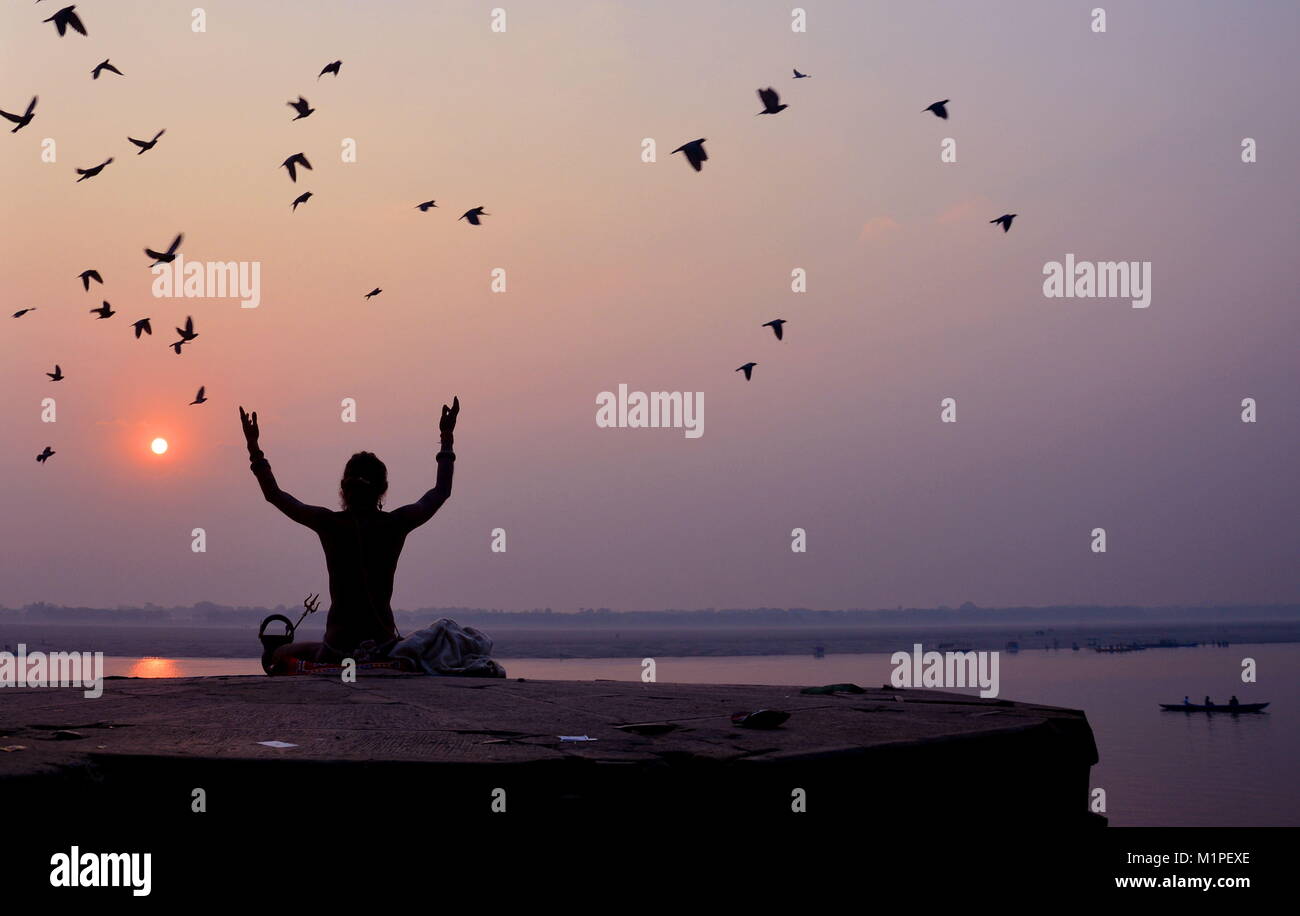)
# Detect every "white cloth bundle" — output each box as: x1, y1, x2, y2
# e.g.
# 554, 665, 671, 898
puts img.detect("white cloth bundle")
389, 618, 507, 678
